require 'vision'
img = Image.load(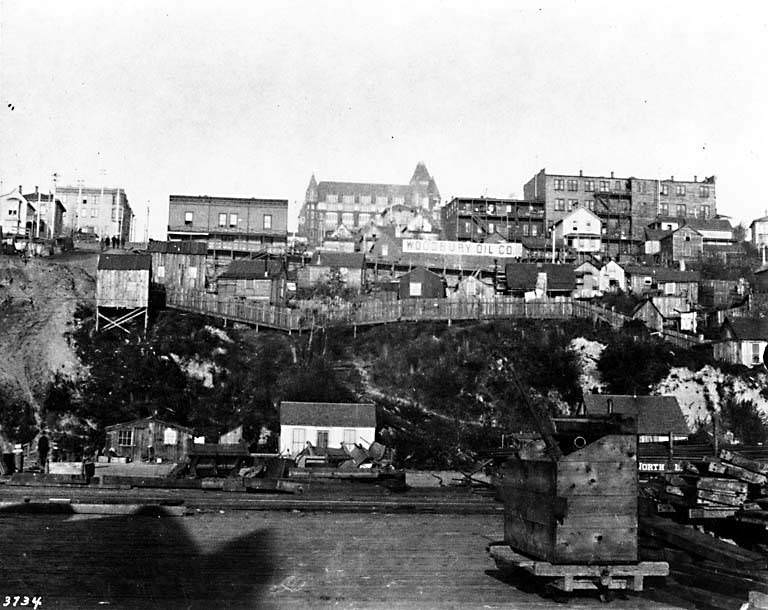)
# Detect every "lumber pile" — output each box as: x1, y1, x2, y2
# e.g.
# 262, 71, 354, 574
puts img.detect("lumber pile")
643, 449, 768, 522
640, 515, 768, 610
